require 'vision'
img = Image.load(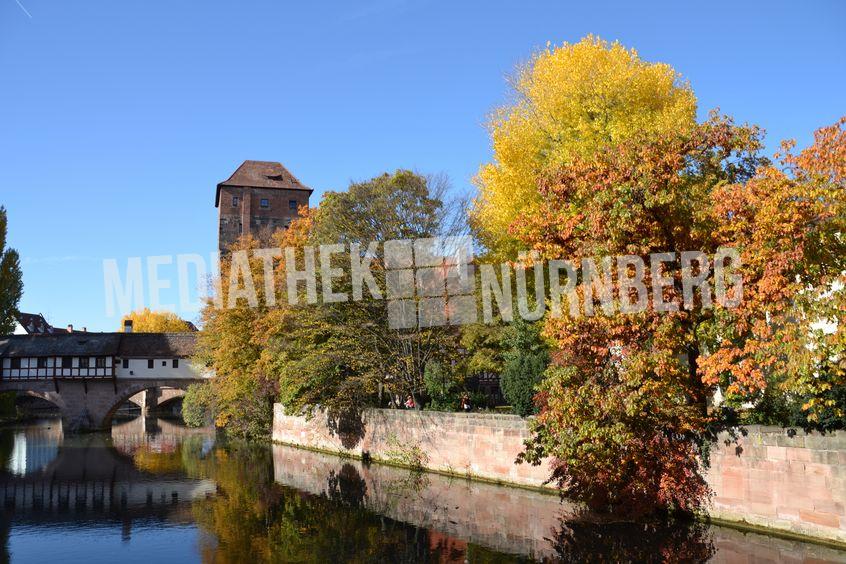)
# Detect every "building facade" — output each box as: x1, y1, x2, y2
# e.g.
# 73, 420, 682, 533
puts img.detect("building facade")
0, 331, 203, 382
215, 160, 312, 253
